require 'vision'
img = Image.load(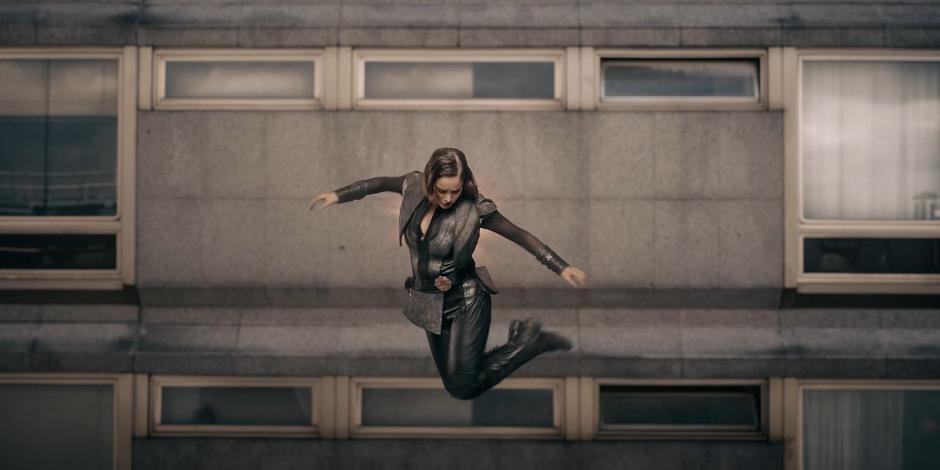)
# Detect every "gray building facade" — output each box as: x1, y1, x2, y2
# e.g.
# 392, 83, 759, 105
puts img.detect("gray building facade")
1, 1, 939, 469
